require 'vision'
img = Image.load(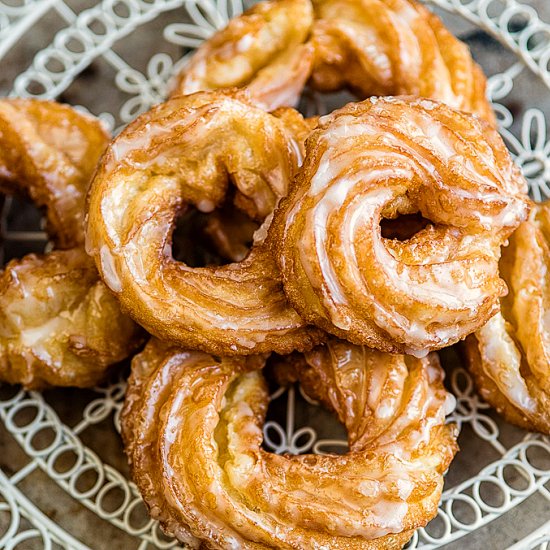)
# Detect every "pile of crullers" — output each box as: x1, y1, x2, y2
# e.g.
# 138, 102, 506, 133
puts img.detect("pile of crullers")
1, 0, 549, 547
